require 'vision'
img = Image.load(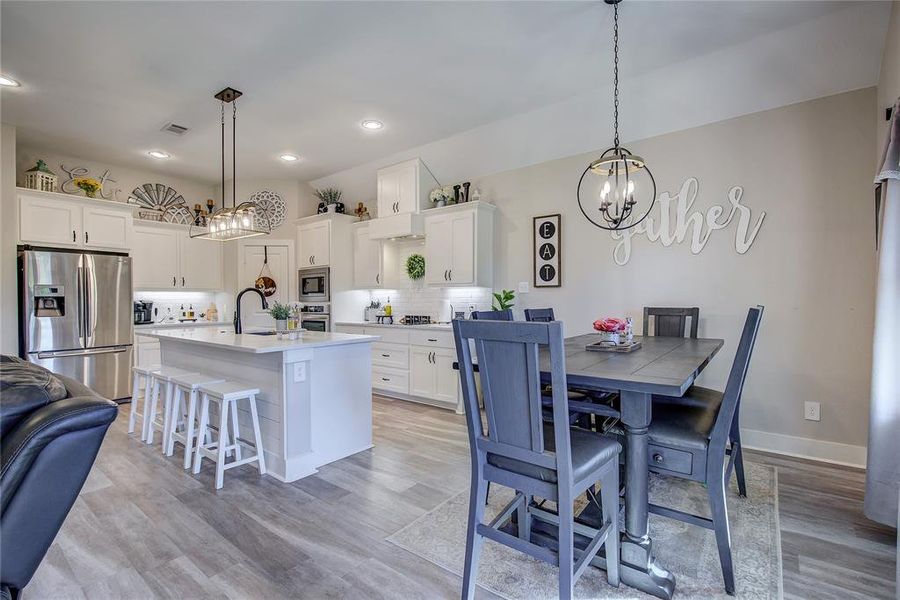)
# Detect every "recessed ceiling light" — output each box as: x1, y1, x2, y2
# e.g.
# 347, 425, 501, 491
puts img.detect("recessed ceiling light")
361, 119, 384, 131
0, 75, 21, 87
148, 150, 170, 159
280, 154, 300, 162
